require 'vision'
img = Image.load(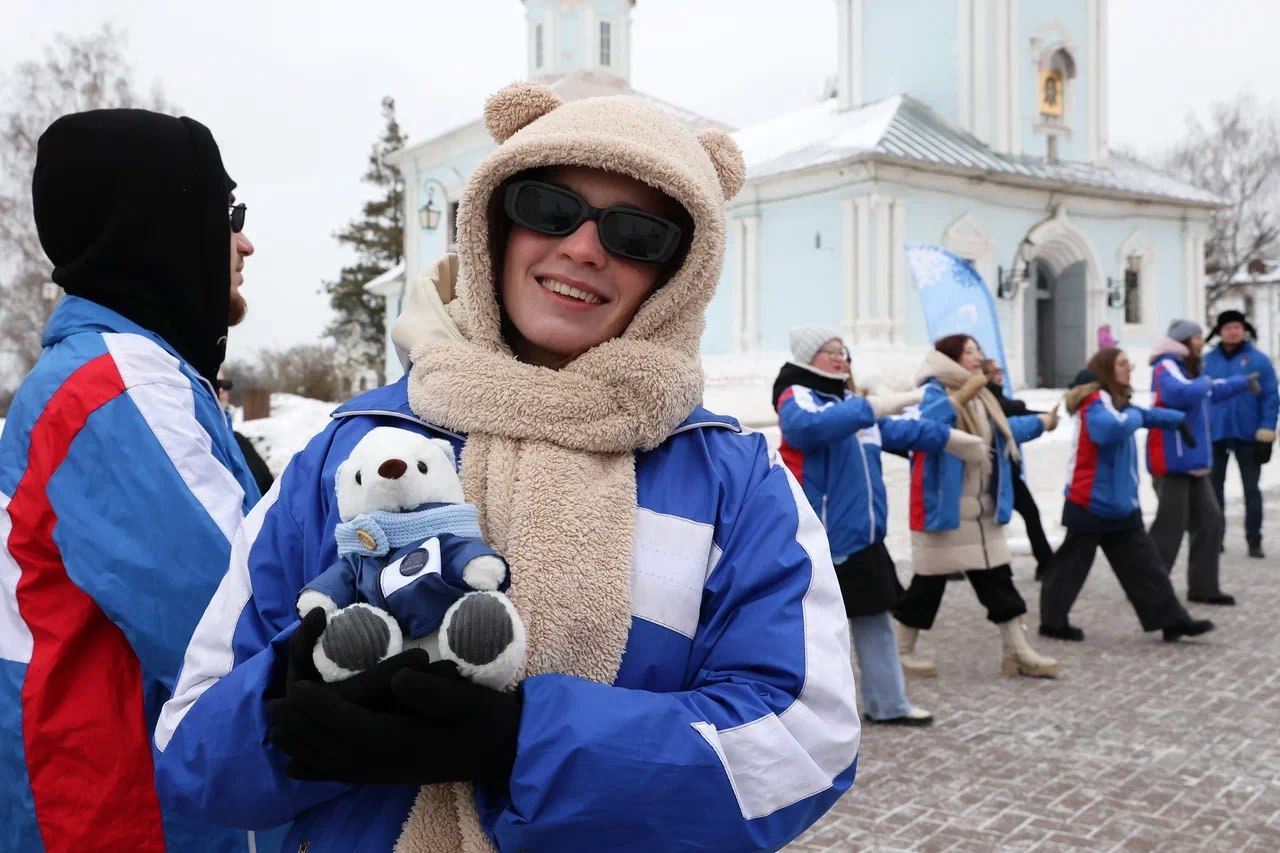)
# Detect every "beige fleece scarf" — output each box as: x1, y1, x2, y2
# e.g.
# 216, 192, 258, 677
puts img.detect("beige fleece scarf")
388, 82, 744, 853
915, 349, 1019, 462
